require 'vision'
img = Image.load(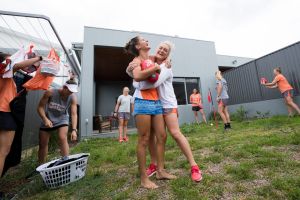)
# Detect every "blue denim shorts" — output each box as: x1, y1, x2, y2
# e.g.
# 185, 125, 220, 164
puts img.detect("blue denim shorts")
134, 98, 163, 116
